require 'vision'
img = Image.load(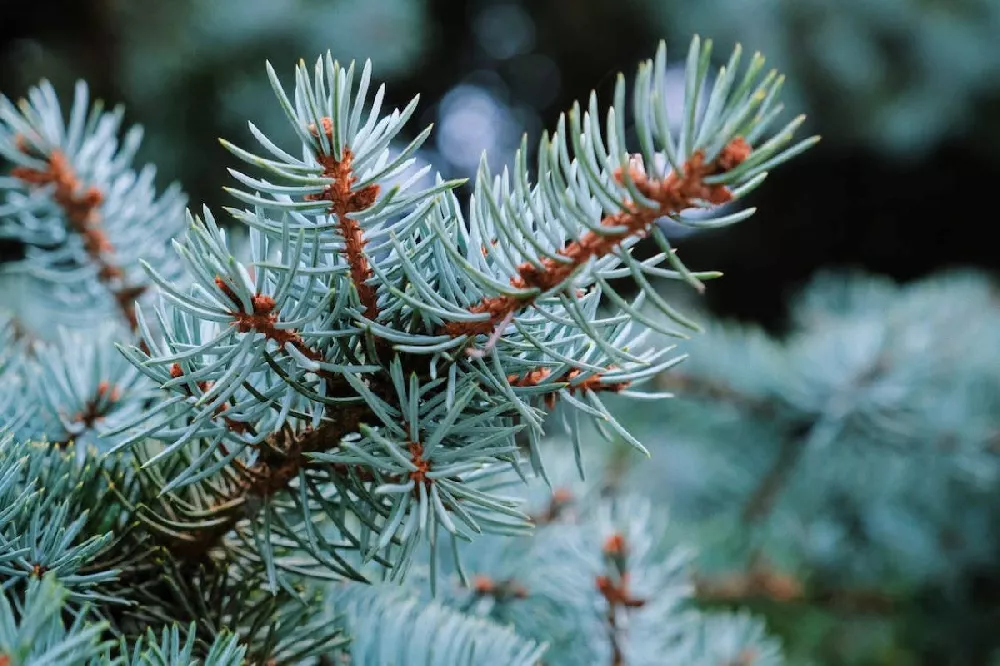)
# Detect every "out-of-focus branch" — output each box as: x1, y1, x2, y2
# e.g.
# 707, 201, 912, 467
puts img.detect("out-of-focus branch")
655, 372, 781, 419
741, 436, 806, 523
694, 566, 897, 615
